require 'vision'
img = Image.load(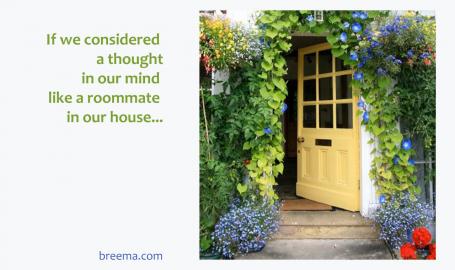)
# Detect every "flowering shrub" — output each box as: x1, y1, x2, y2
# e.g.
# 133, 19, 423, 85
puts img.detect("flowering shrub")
373, 195, 434, 249
212, 197, 281, 258
200, 15, 262, 73
349, 12, 436, 198
400, 227, 436, 259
